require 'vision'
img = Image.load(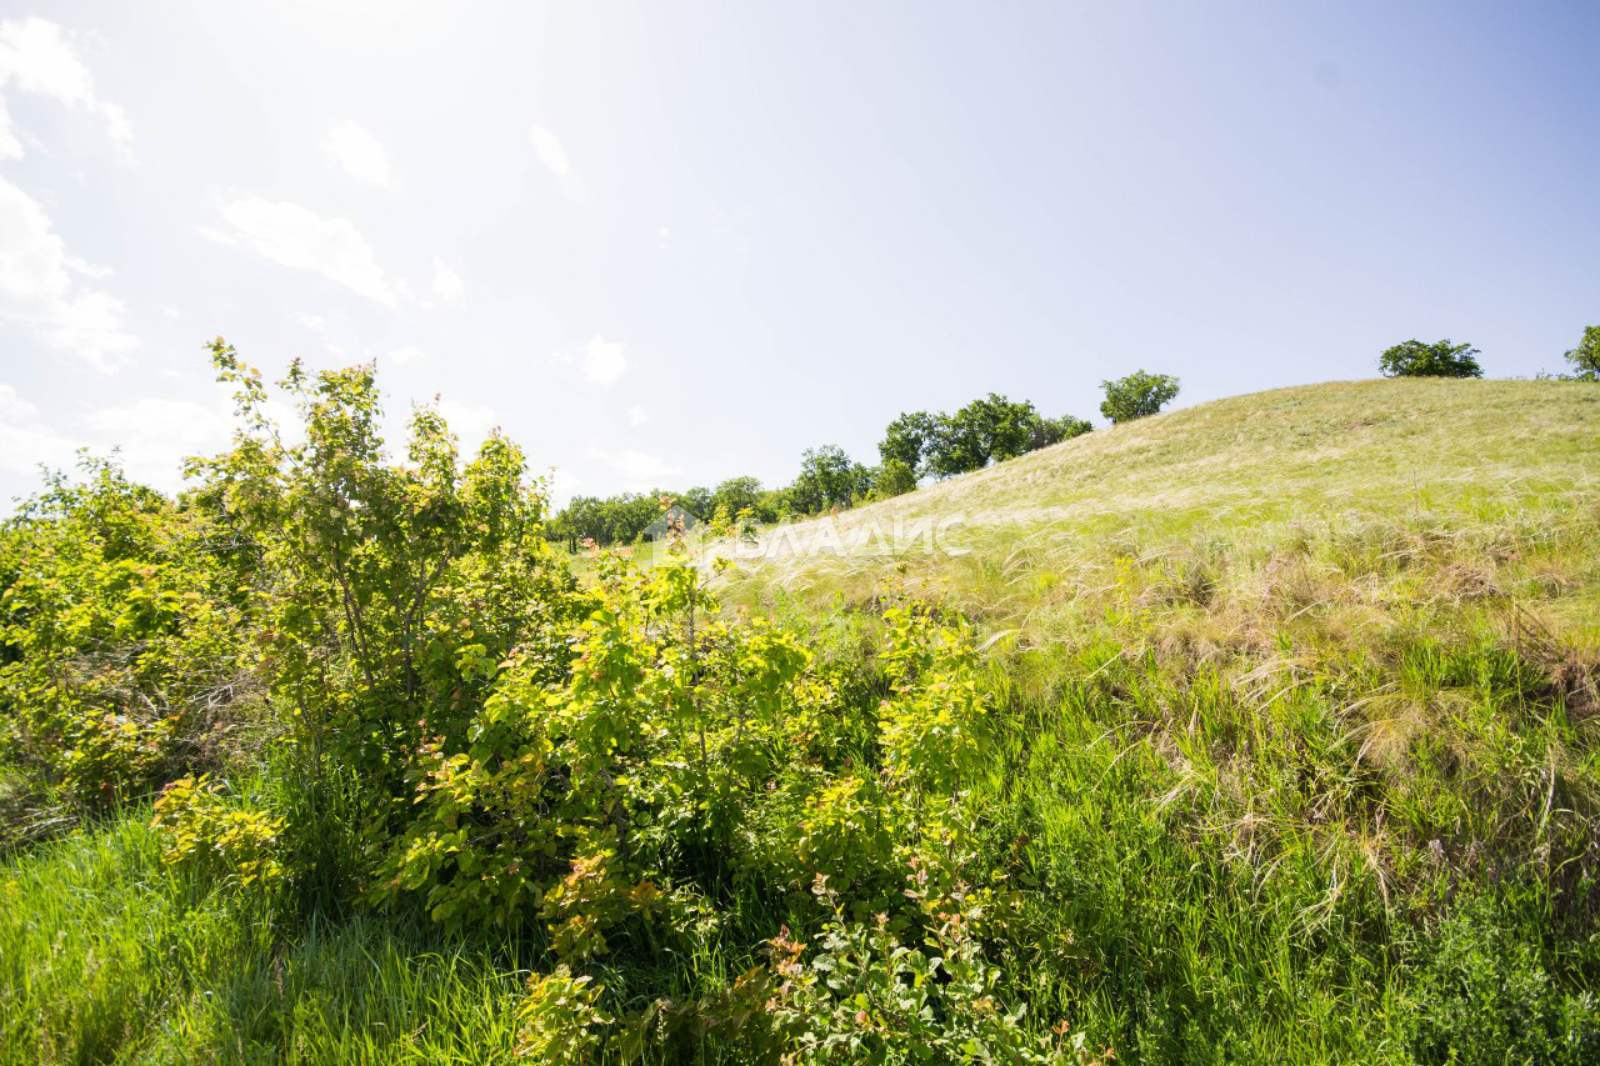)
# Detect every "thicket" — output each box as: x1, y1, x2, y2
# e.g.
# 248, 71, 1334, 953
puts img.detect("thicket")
0, 344, 1098, 1061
